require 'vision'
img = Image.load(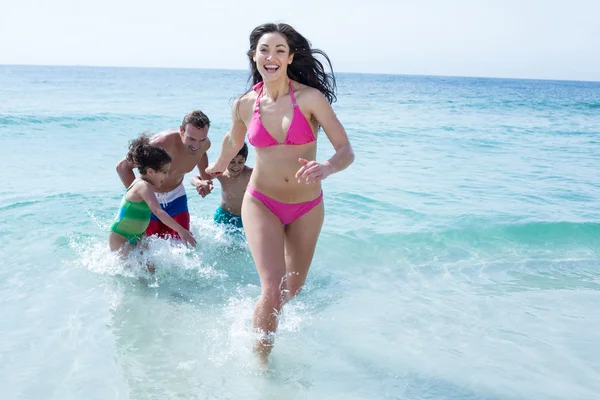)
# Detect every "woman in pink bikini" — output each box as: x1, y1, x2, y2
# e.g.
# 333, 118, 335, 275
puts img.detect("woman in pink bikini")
207, 22, 355, 361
